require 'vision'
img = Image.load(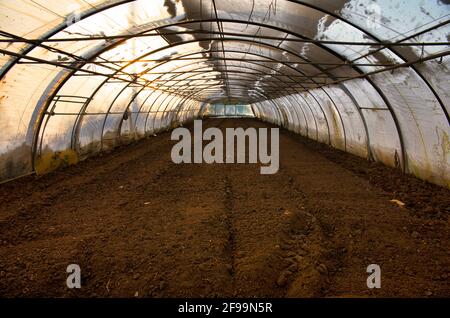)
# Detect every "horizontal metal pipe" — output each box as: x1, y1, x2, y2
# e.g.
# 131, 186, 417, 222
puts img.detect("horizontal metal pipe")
1, 29, 449, 47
